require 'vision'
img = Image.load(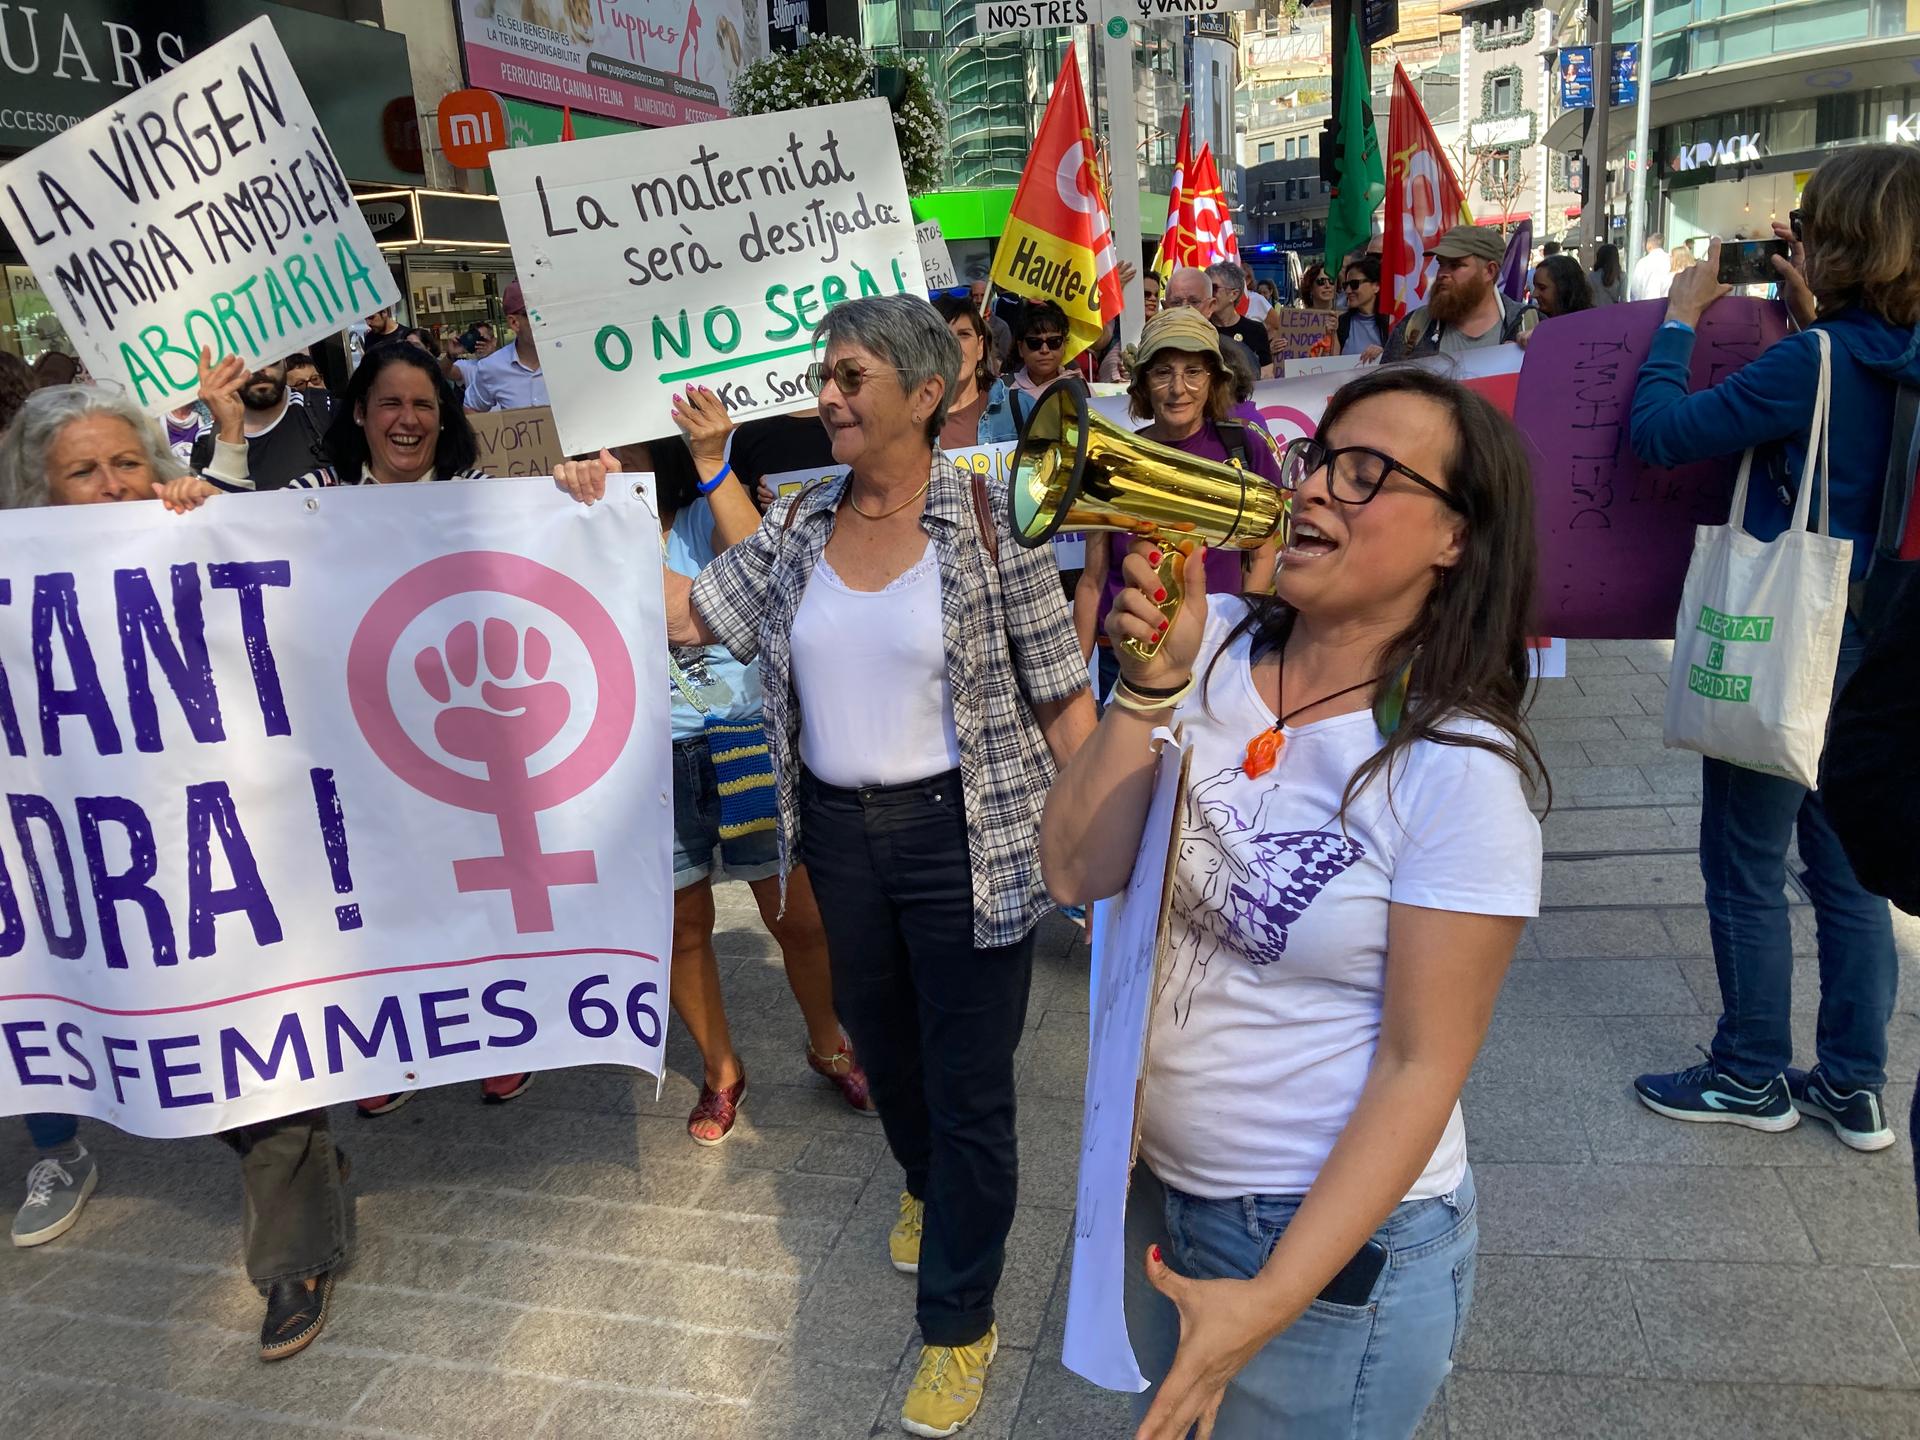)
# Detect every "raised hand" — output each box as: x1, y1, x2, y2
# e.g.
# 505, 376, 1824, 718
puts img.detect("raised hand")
671, 384, 734, 464
417, 618, 571, 767
197, 346, 249, 443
